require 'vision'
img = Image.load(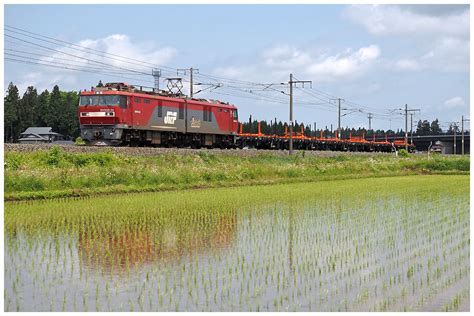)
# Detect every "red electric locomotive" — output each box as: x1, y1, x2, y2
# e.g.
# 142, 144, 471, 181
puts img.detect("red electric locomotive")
78, 82, 239, 147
